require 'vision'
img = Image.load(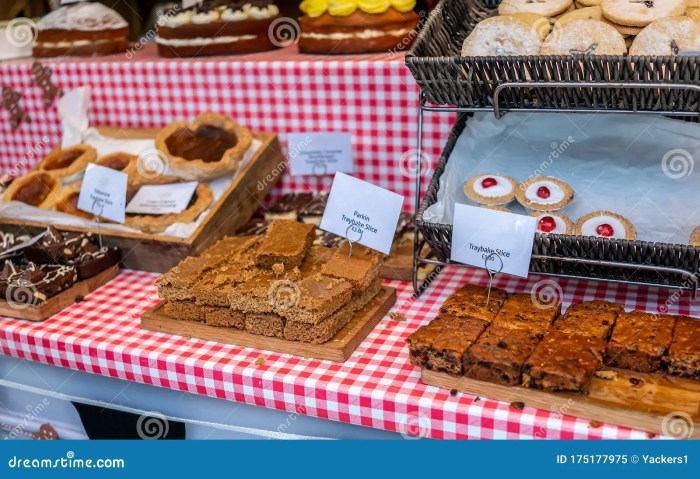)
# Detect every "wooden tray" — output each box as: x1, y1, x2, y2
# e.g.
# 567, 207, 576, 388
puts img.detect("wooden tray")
0, 265, 120, 321
141, 286, 396, 362
422, 368, 700, 438
0, 128, 285, 273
